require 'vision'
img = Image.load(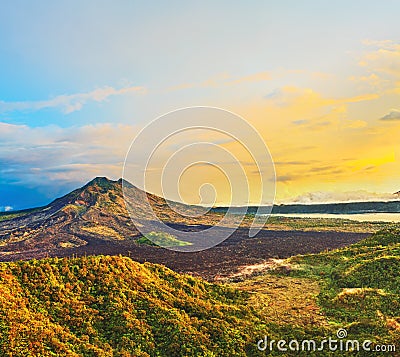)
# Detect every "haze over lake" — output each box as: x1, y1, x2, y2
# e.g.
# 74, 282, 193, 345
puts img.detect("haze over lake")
270, 213, 400, 222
